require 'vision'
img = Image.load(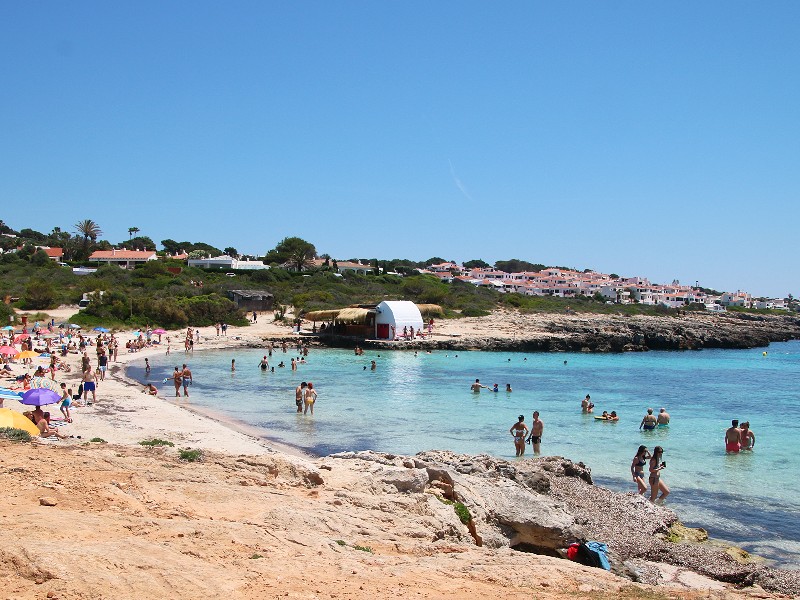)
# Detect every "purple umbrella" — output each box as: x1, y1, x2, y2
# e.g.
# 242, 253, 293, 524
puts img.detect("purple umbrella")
20, 388, 61, 406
